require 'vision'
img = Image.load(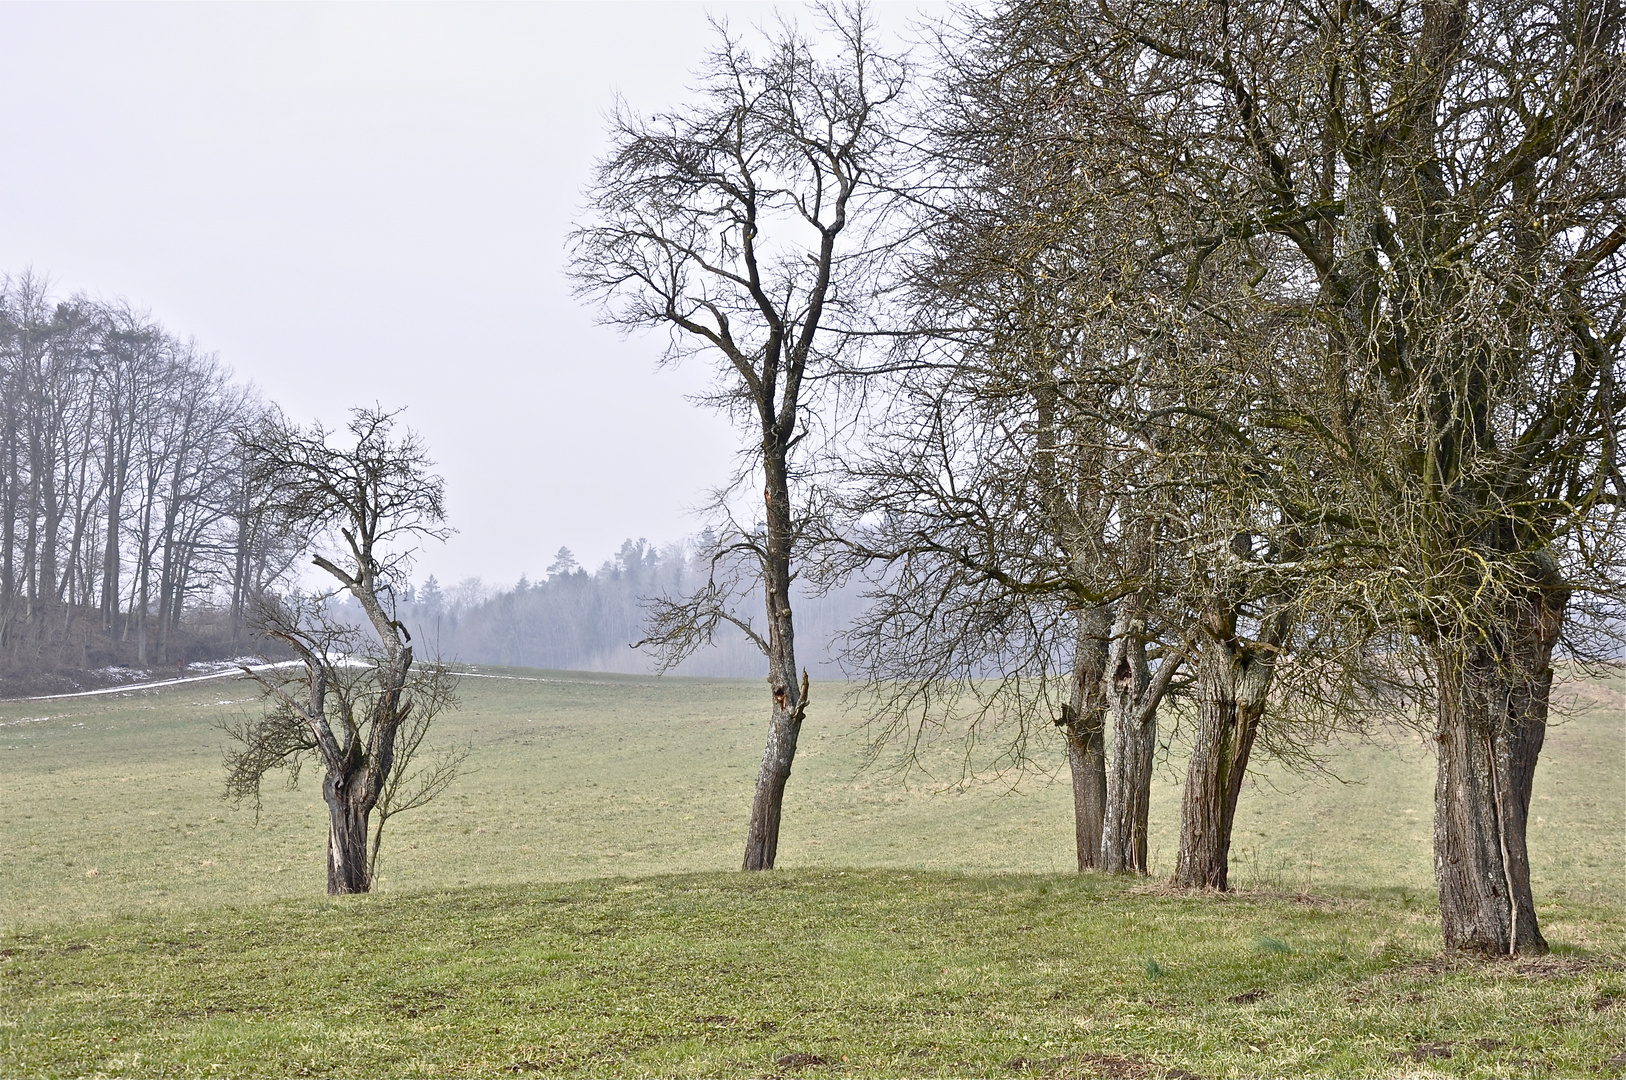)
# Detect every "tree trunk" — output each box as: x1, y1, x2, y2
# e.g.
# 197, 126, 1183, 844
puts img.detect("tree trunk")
1065, 721, 1107, 870
132, 474, 156, 662
742, 446, 805, 871
742, 667, 807, 870
324, 767, 375, 895
1432, 586, 1565, 956
1, 395, 16, 654
229, 482, 253, 642
1174, 629, 1270, 890
1101, 602, 1154, 874
100, 433, 125, 634
1060, 604, 1109, 870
